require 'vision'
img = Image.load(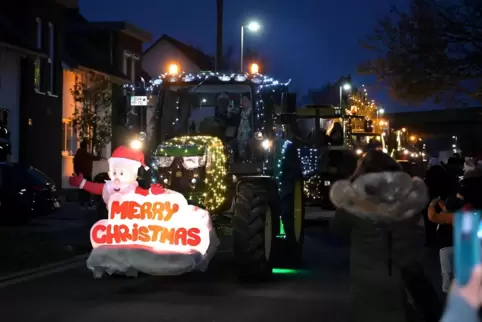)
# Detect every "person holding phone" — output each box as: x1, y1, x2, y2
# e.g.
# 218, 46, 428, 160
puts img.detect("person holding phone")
441, 265, 482, 322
